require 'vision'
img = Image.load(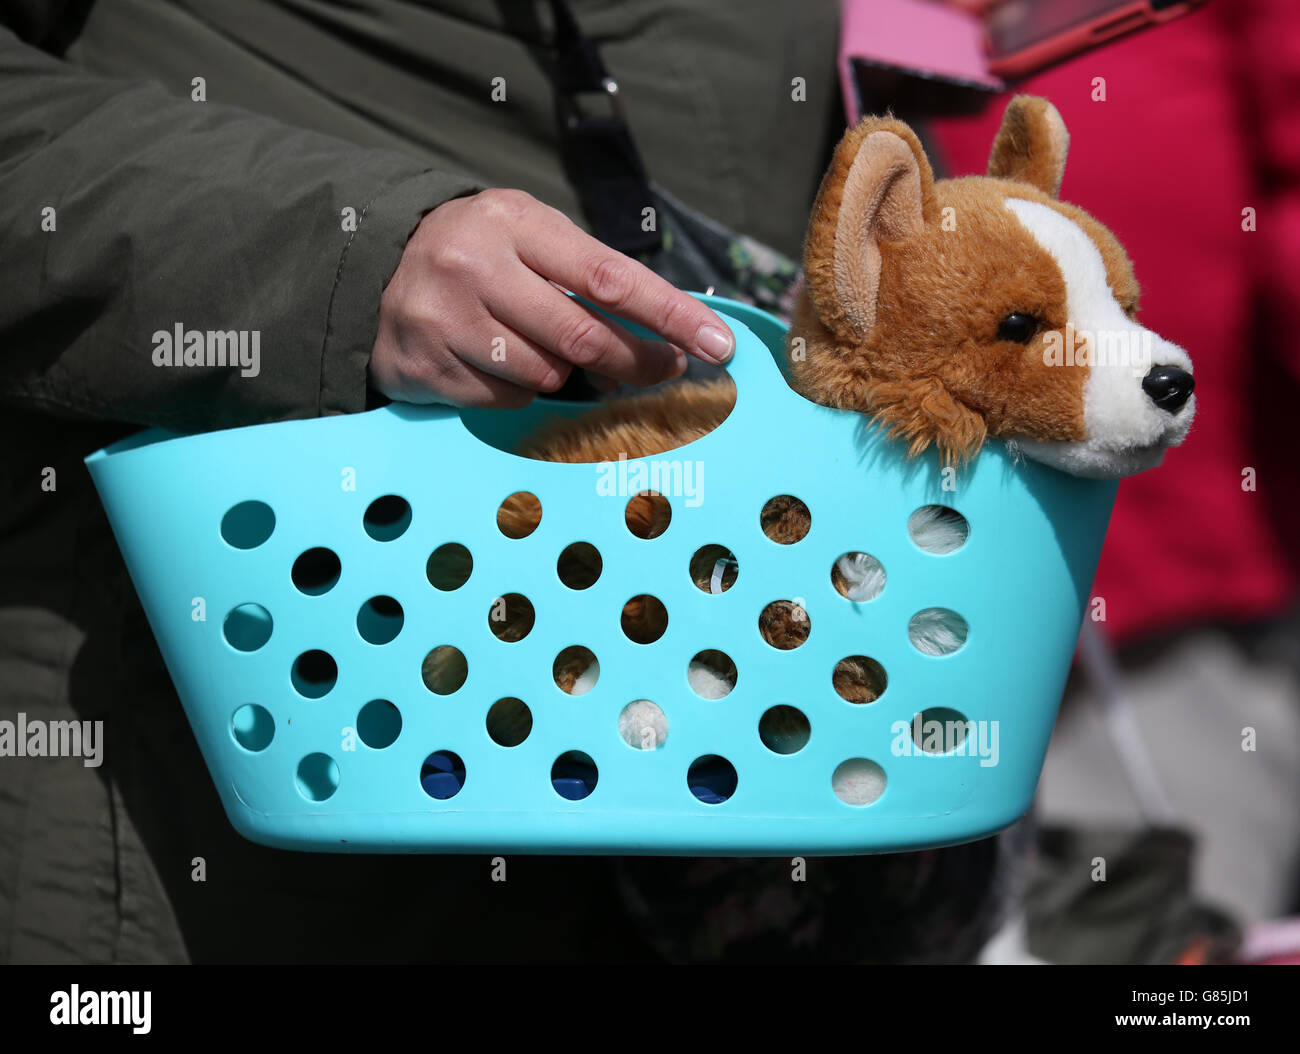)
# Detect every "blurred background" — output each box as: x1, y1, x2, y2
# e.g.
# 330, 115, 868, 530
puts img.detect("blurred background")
920, 0, 1300, 964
